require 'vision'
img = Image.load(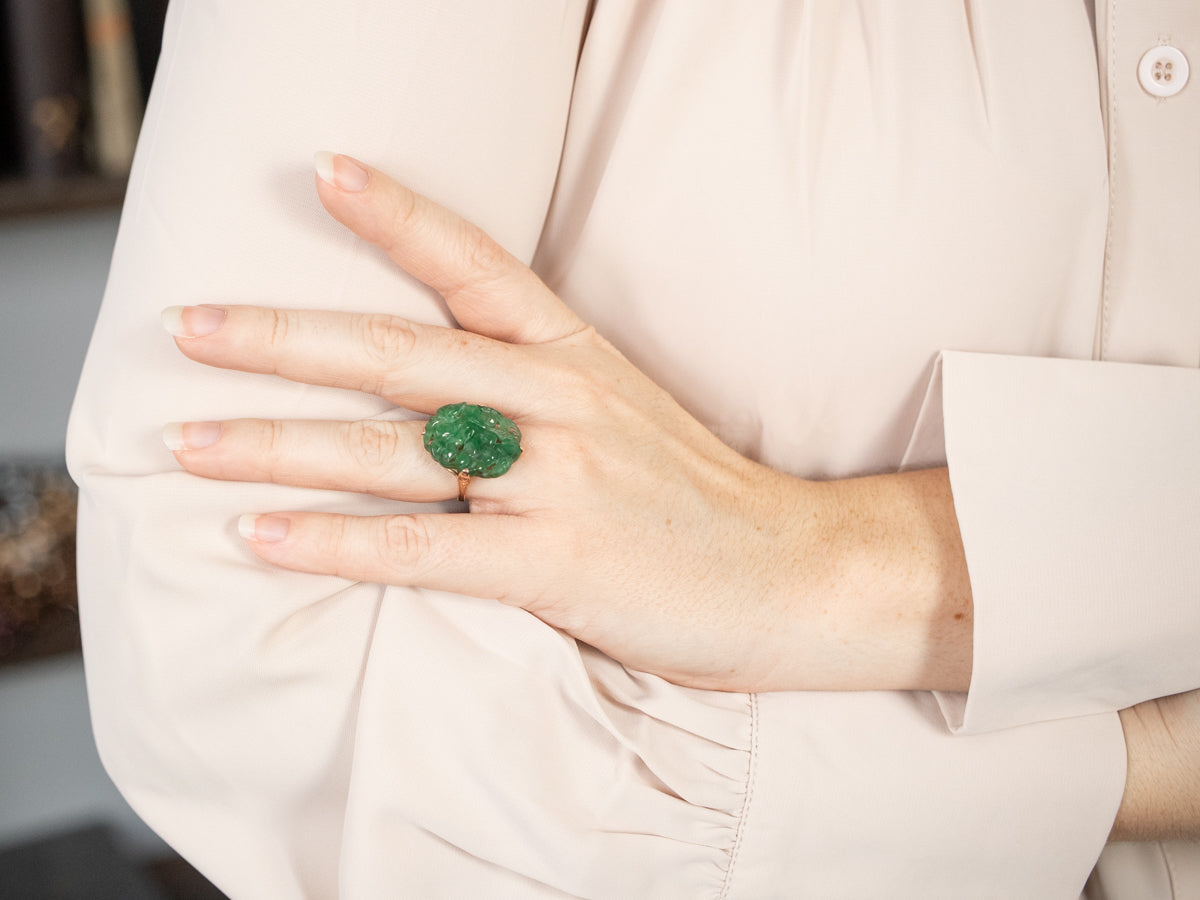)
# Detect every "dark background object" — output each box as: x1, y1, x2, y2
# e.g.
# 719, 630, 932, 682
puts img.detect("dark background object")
0, 823, 229, 900
0, 8, 18, 176
126, 0, 169, 106
0, 824, 167, 900
1, 0, 90, 179
0, 0, 170, 218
